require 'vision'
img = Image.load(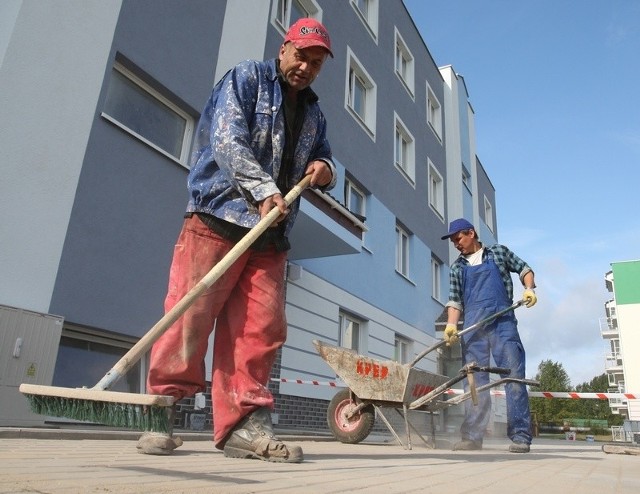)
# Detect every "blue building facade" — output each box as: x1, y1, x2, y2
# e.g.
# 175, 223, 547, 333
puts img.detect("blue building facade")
1, 0, 499, 433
